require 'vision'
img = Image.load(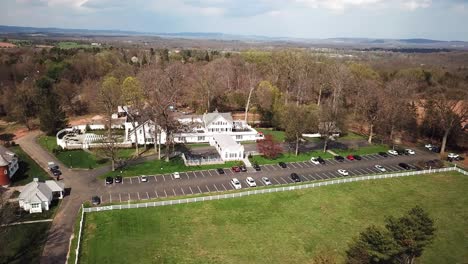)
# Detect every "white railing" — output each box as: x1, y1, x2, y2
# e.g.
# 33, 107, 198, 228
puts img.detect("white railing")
83, 166, 466, 213
71, 205, 85, 264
